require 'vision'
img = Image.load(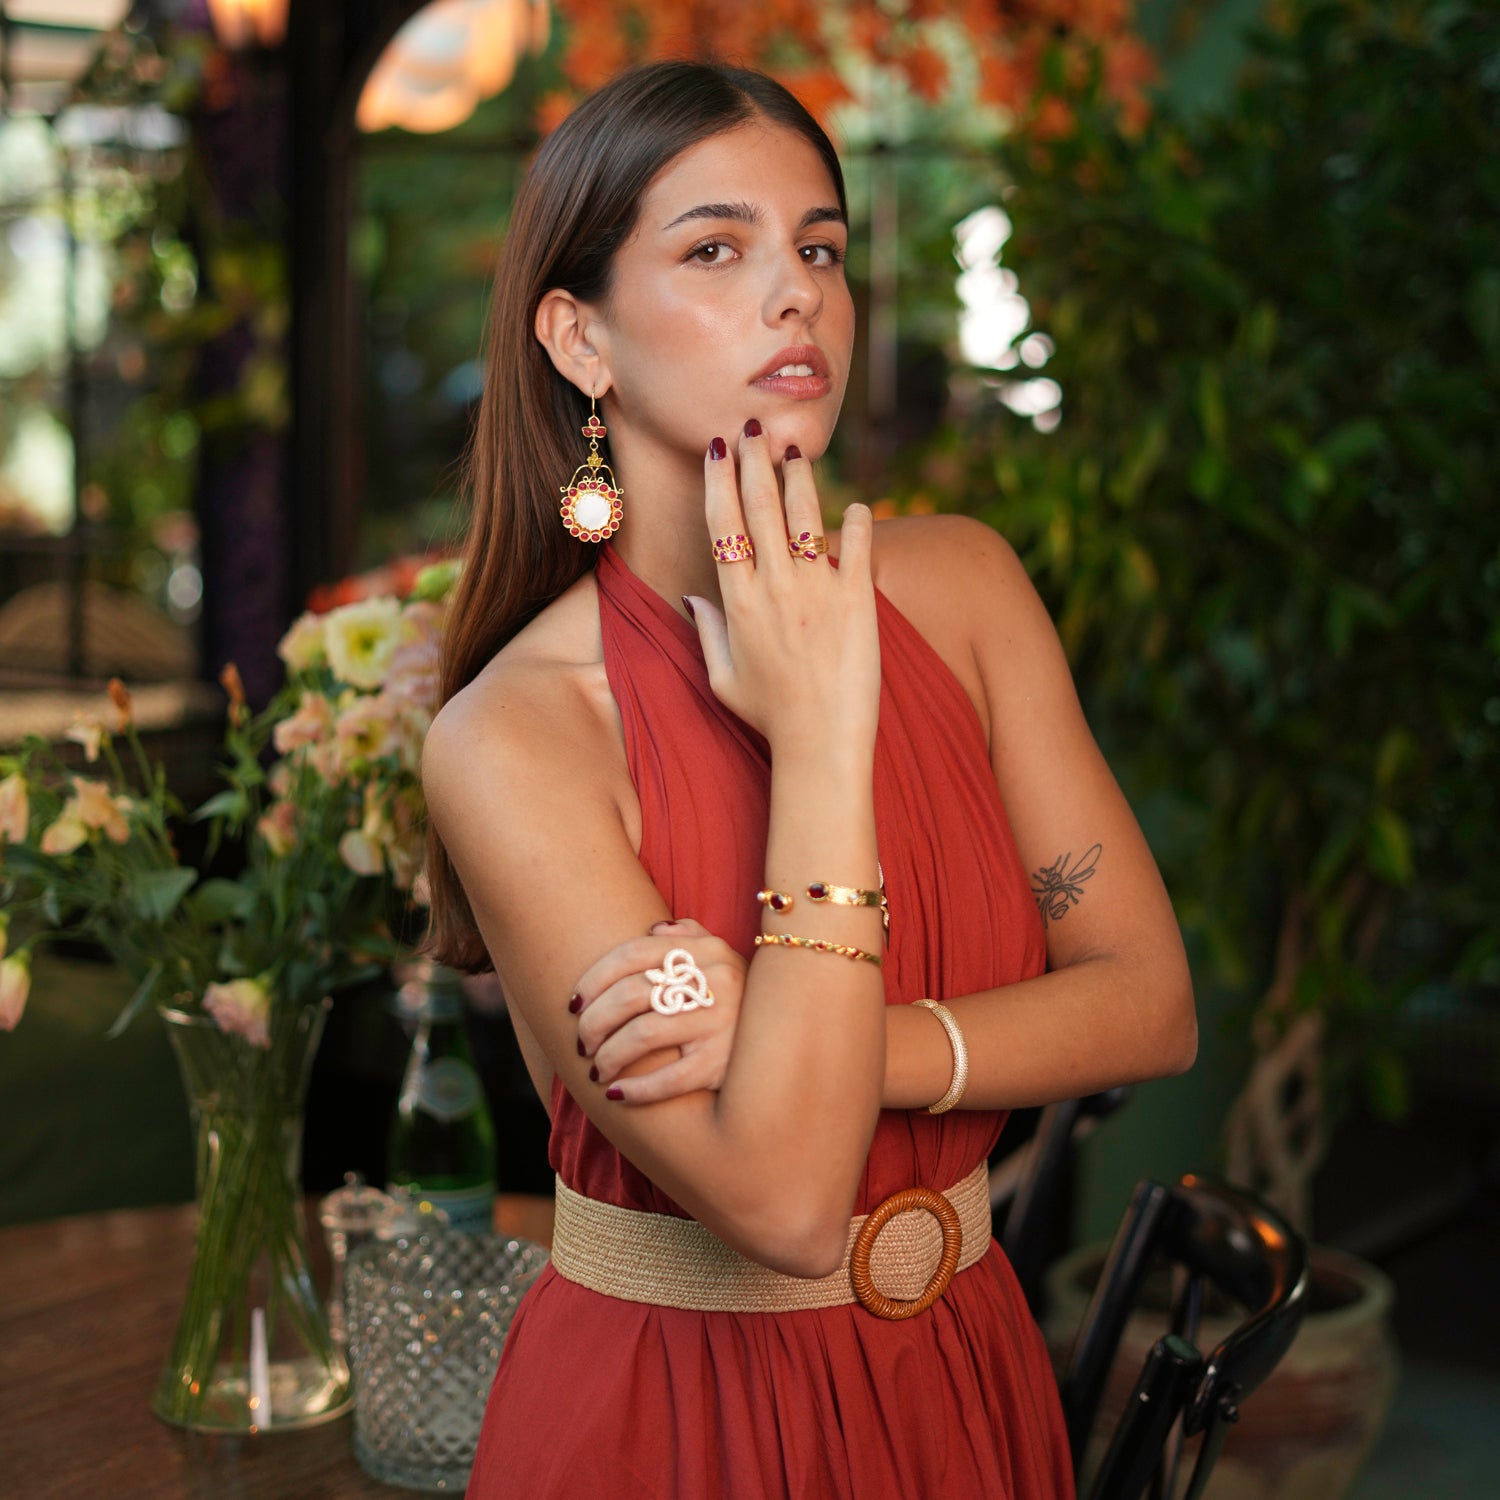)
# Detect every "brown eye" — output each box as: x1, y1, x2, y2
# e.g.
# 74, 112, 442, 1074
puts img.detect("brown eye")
690, 241, 734, 265
800, 243, 844, 268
